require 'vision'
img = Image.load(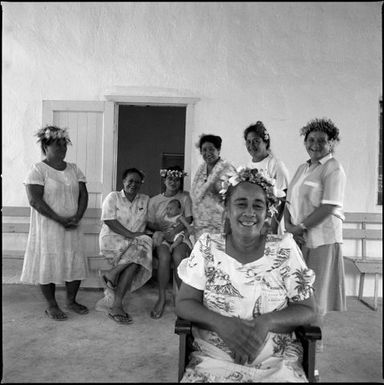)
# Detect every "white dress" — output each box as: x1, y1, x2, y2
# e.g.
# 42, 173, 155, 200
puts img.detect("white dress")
248, 153, 290, 235
177, 232, 315, 382
20, 162, 88, 285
